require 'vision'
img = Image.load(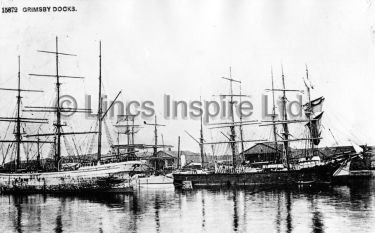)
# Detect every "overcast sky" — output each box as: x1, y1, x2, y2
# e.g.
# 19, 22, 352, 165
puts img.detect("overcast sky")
1, 0, 375, 156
